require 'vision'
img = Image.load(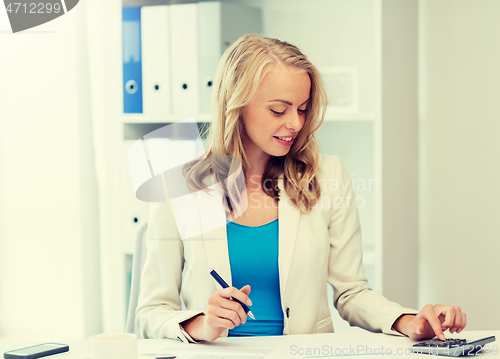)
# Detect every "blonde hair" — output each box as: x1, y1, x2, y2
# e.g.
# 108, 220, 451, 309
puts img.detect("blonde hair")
184, 34, 327, 214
